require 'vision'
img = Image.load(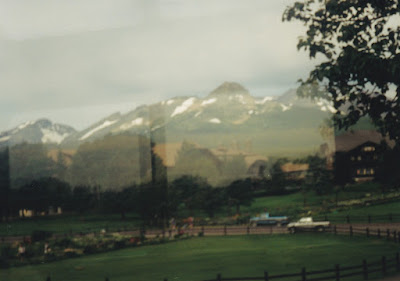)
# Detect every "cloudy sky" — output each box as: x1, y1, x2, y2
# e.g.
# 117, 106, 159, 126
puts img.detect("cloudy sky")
0, 0, 318, 131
